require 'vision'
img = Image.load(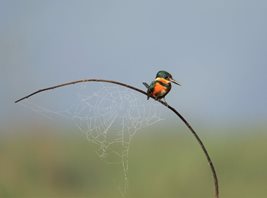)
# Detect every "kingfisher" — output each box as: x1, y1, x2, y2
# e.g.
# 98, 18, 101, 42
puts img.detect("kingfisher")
143, 70, 180, 103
